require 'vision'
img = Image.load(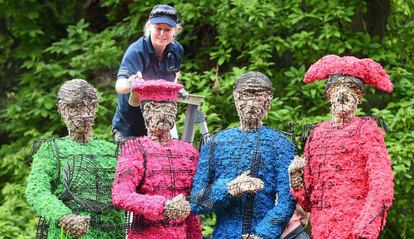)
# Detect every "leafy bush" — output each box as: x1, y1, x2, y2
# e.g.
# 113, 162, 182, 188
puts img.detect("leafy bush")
1, 0, 413, 238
